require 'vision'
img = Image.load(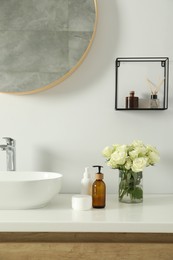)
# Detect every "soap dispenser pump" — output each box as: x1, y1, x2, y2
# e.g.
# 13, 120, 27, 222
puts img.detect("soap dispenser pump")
92, 165, 106, 208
